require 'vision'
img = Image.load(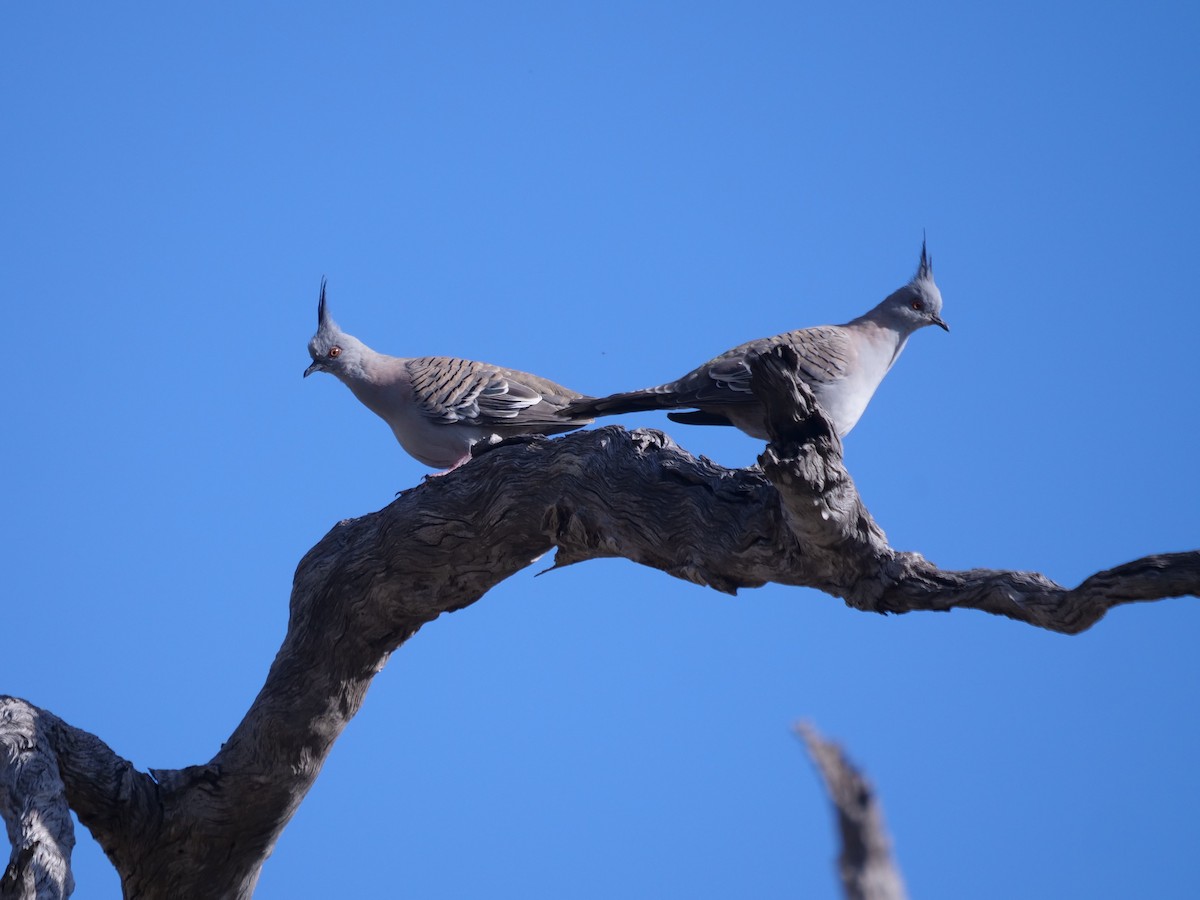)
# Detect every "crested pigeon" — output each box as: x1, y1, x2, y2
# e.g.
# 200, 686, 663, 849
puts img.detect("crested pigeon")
304, 280, 593, 470
564, 241, 947, 439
